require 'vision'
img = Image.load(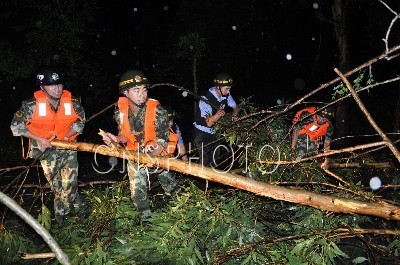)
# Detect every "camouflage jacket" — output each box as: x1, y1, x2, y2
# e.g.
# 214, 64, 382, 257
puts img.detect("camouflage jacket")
114, 101, 169, 150
10, 92, 85, 157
